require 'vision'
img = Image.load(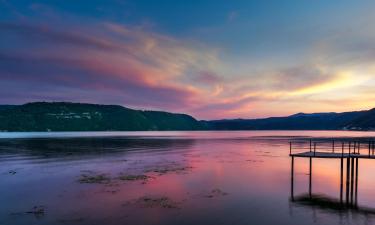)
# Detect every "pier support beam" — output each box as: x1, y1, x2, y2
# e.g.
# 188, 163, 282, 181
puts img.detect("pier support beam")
355, 158, 359, 207
291, 156, 294, 201
350, 157, 355, 205
340, 157, 343, 203
289, 140, 365, 208
346, 158, 350, 205
309, 157, 312, 198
